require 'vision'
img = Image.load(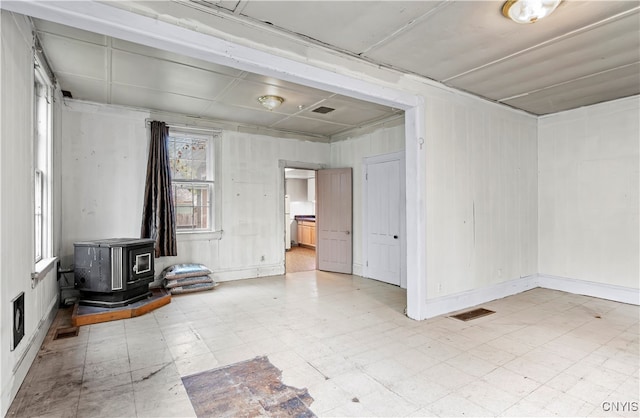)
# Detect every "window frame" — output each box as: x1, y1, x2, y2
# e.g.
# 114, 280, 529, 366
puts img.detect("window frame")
33, 61, 53, 265
167, 129, 220, 235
